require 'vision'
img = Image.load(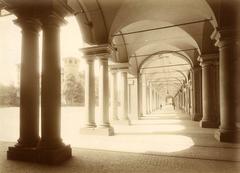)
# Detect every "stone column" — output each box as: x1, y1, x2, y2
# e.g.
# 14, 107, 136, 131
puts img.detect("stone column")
212, 29, 240, 142
191, 66, 203, 121
155, 91, 158, 110
138, 75, 143, 117
152, 89, 155, 111
146, 85, 149, 114
7, 17, 41, 161
149, 84, 153, 113
83, 57, 96, 128
110, 70, 118, 120
141, 74, 148, 115
119, 70, 131, 124
37, 14, 71, 163
199, 54, 220, 128
98, 56, 114, 134
17, 18, 41, 147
